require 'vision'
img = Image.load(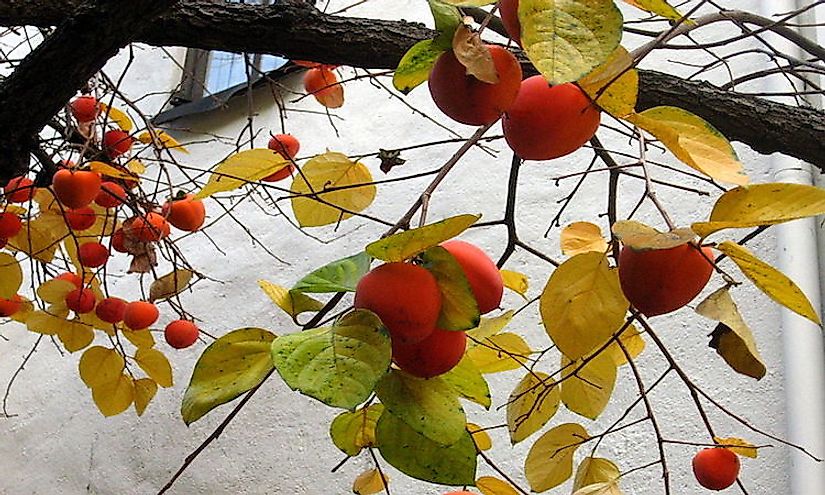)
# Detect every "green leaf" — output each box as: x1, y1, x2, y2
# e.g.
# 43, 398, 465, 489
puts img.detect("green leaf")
292, 252, 372, 293
421, 246, 480, 331
440, 355, 491, 409
330, 403, 384, 456
366, 214, 480, 262
271, 310, 391, 409
507, 371, 560, 444
375, 369, 466, 445
429, 0, 462, 49
181, 328, 276, 425
560, 351, 618, 420
376, 410, 477, 485
519, 0, 624, 84
393, 39, 445, 94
